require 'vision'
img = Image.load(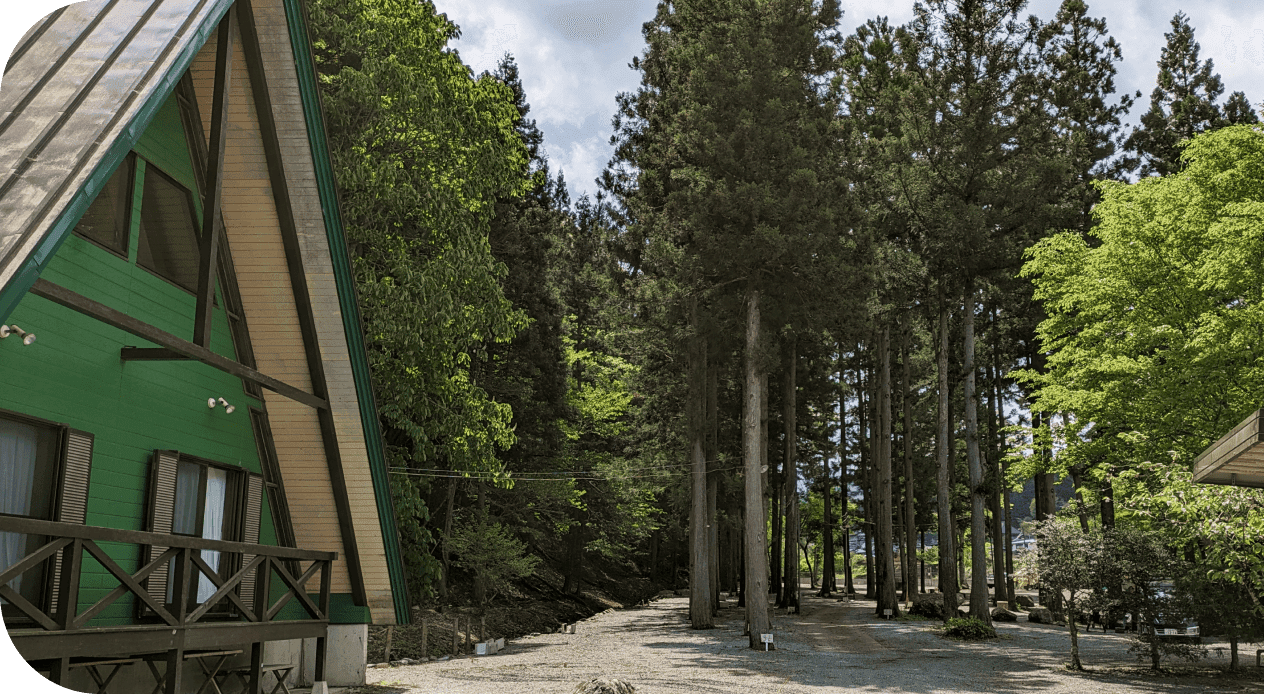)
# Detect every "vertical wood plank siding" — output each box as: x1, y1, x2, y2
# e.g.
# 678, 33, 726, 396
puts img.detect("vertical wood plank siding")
256, 0, 397, 622
188, 31, 352, 595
